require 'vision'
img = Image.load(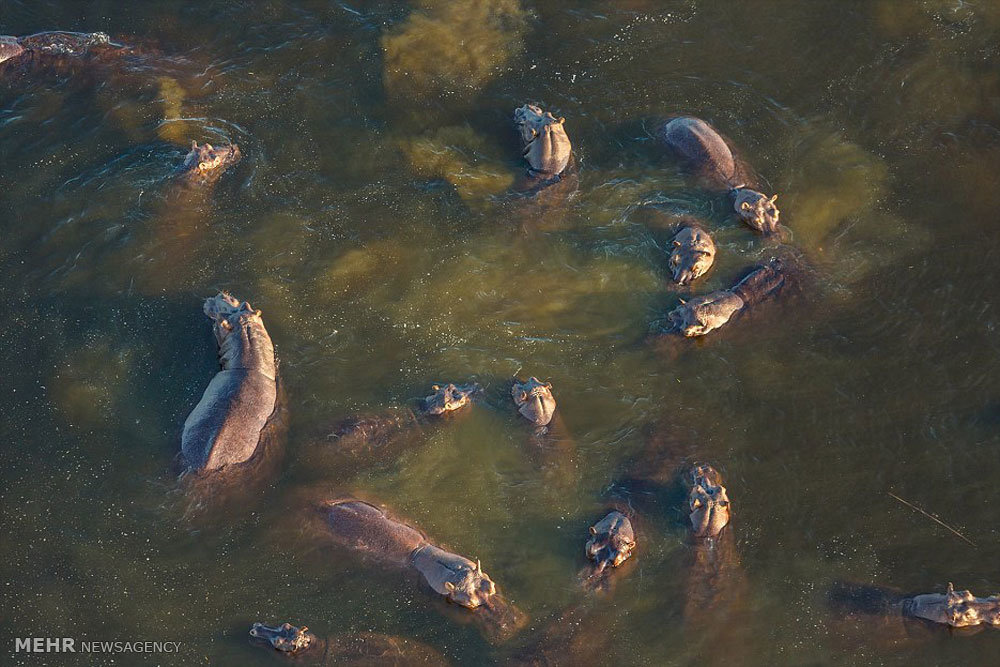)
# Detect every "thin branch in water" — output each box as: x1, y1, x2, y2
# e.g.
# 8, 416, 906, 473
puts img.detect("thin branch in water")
887, 491, 977, 547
